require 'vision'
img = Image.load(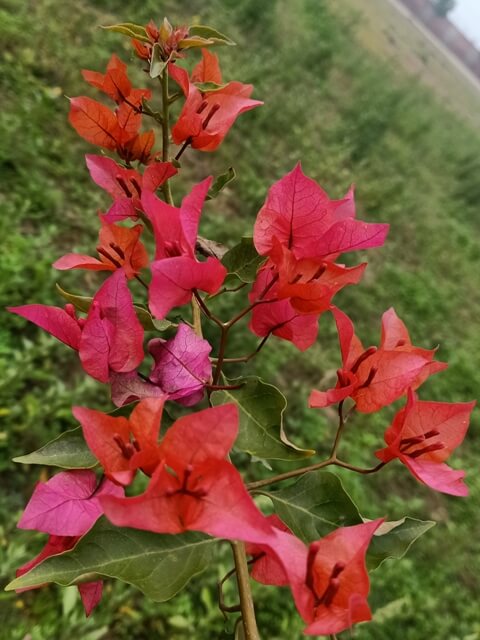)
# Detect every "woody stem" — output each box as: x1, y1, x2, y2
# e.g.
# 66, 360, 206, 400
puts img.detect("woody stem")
230, 541, 260, 640
161, 68, 174, 205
